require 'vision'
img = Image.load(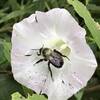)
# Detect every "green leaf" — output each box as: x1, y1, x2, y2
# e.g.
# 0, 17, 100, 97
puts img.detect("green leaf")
8, 0, 20, 10
75, 89, 84, 100
0, 39, 11, 69
0, 10, 26, 24
0, 39, 10, 70
0, 7, 8, 18
0, 40, 7, 65
12, 92, 47, 100
0, 74, 26, 100
22, 86, 33, 97
0, 1, 46, 24
87, 4, 100, 14
3, 40, 11, 63
68, 0, 100, 49
85, 0, 90, 5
